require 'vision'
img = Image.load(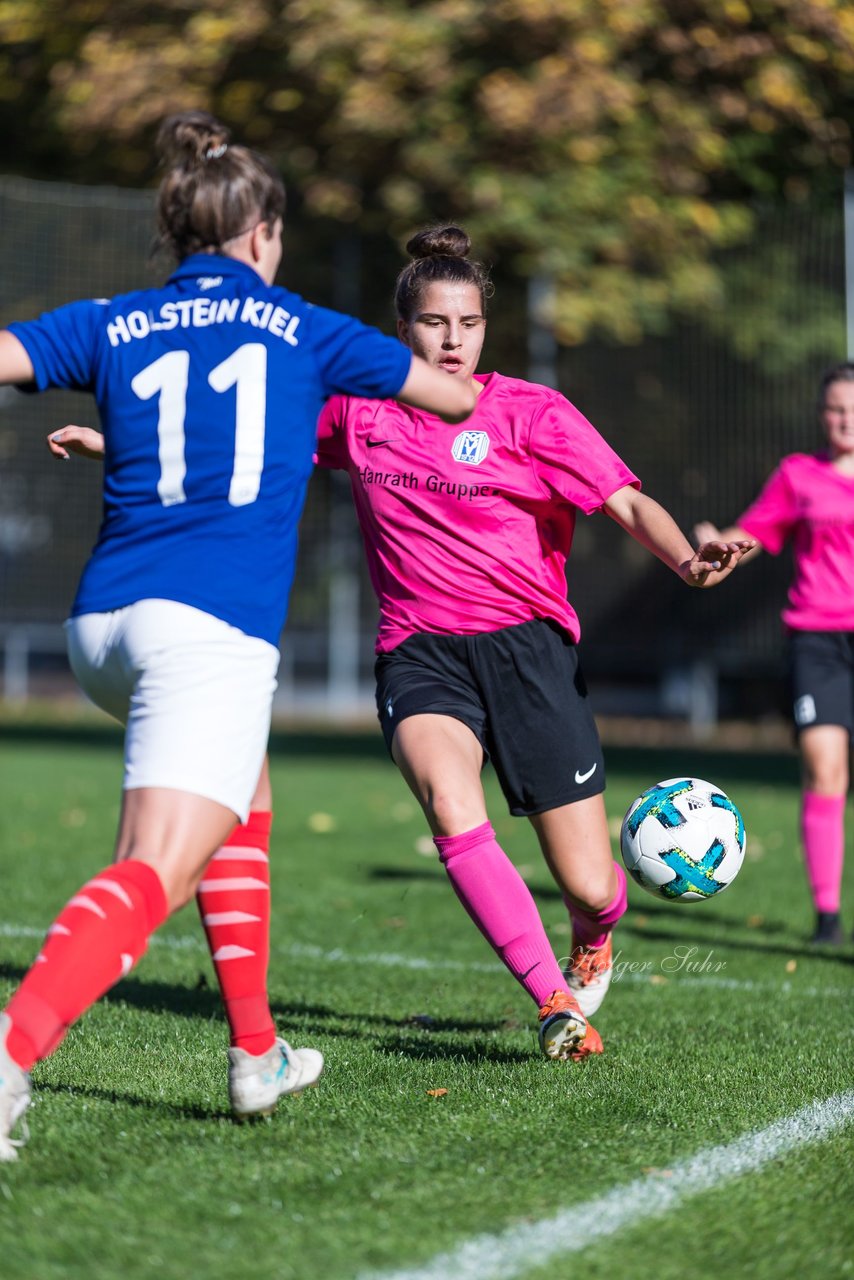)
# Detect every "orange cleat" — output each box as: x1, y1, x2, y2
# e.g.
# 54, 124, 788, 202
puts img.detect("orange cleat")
562, 933, 613, 1017
537, 989, 603, 1061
